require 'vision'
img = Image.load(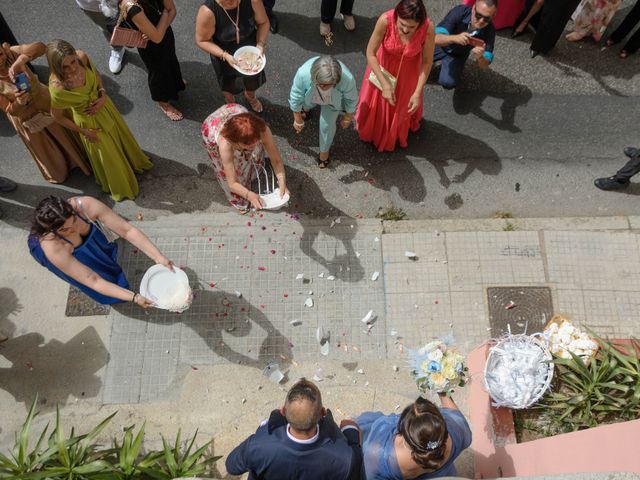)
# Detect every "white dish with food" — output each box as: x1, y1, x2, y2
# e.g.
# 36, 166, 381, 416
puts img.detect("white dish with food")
260, 188, 290, 210
233, 46, 266, 75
